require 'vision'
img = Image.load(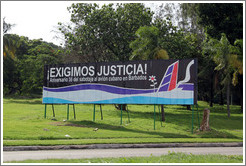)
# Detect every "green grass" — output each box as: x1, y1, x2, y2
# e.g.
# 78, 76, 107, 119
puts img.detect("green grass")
7, 152, 243, 163
3, 98, 243, 146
